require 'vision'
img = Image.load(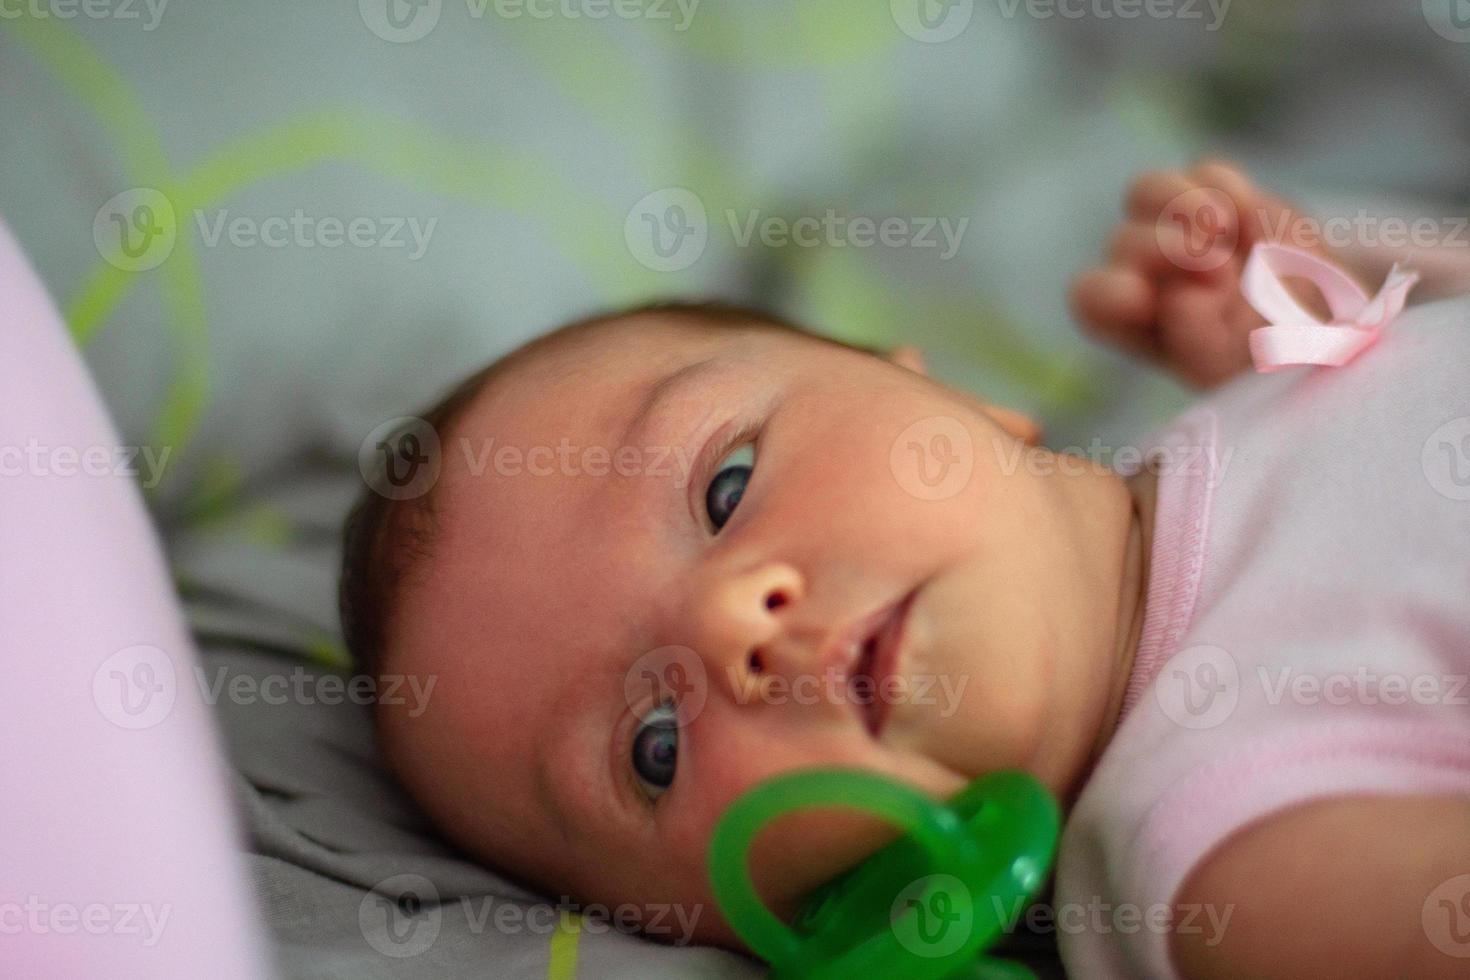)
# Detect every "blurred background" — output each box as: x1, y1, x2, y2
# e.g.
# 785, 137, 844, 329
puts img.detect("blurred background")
3, 1, 1467, 975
